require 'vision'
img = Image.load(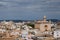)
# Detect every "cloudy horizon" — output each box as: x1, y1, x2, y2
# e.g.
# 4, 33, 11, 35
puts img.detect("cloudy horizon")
0, 0, 60, 20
